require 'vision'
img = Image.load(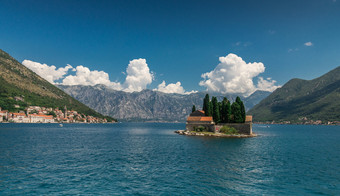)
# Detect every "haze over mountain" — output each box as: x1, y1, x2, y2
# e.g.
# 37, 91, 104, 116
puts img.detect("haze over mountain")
249, 66, 340, 122
0, 49, 115, 121
58, 84, 270, 122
